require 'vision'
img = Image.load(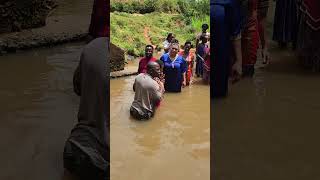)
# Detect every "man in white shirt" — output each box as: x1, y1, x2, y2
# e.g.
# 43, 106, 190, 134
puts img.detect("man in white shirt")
130, 61, 164, 120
